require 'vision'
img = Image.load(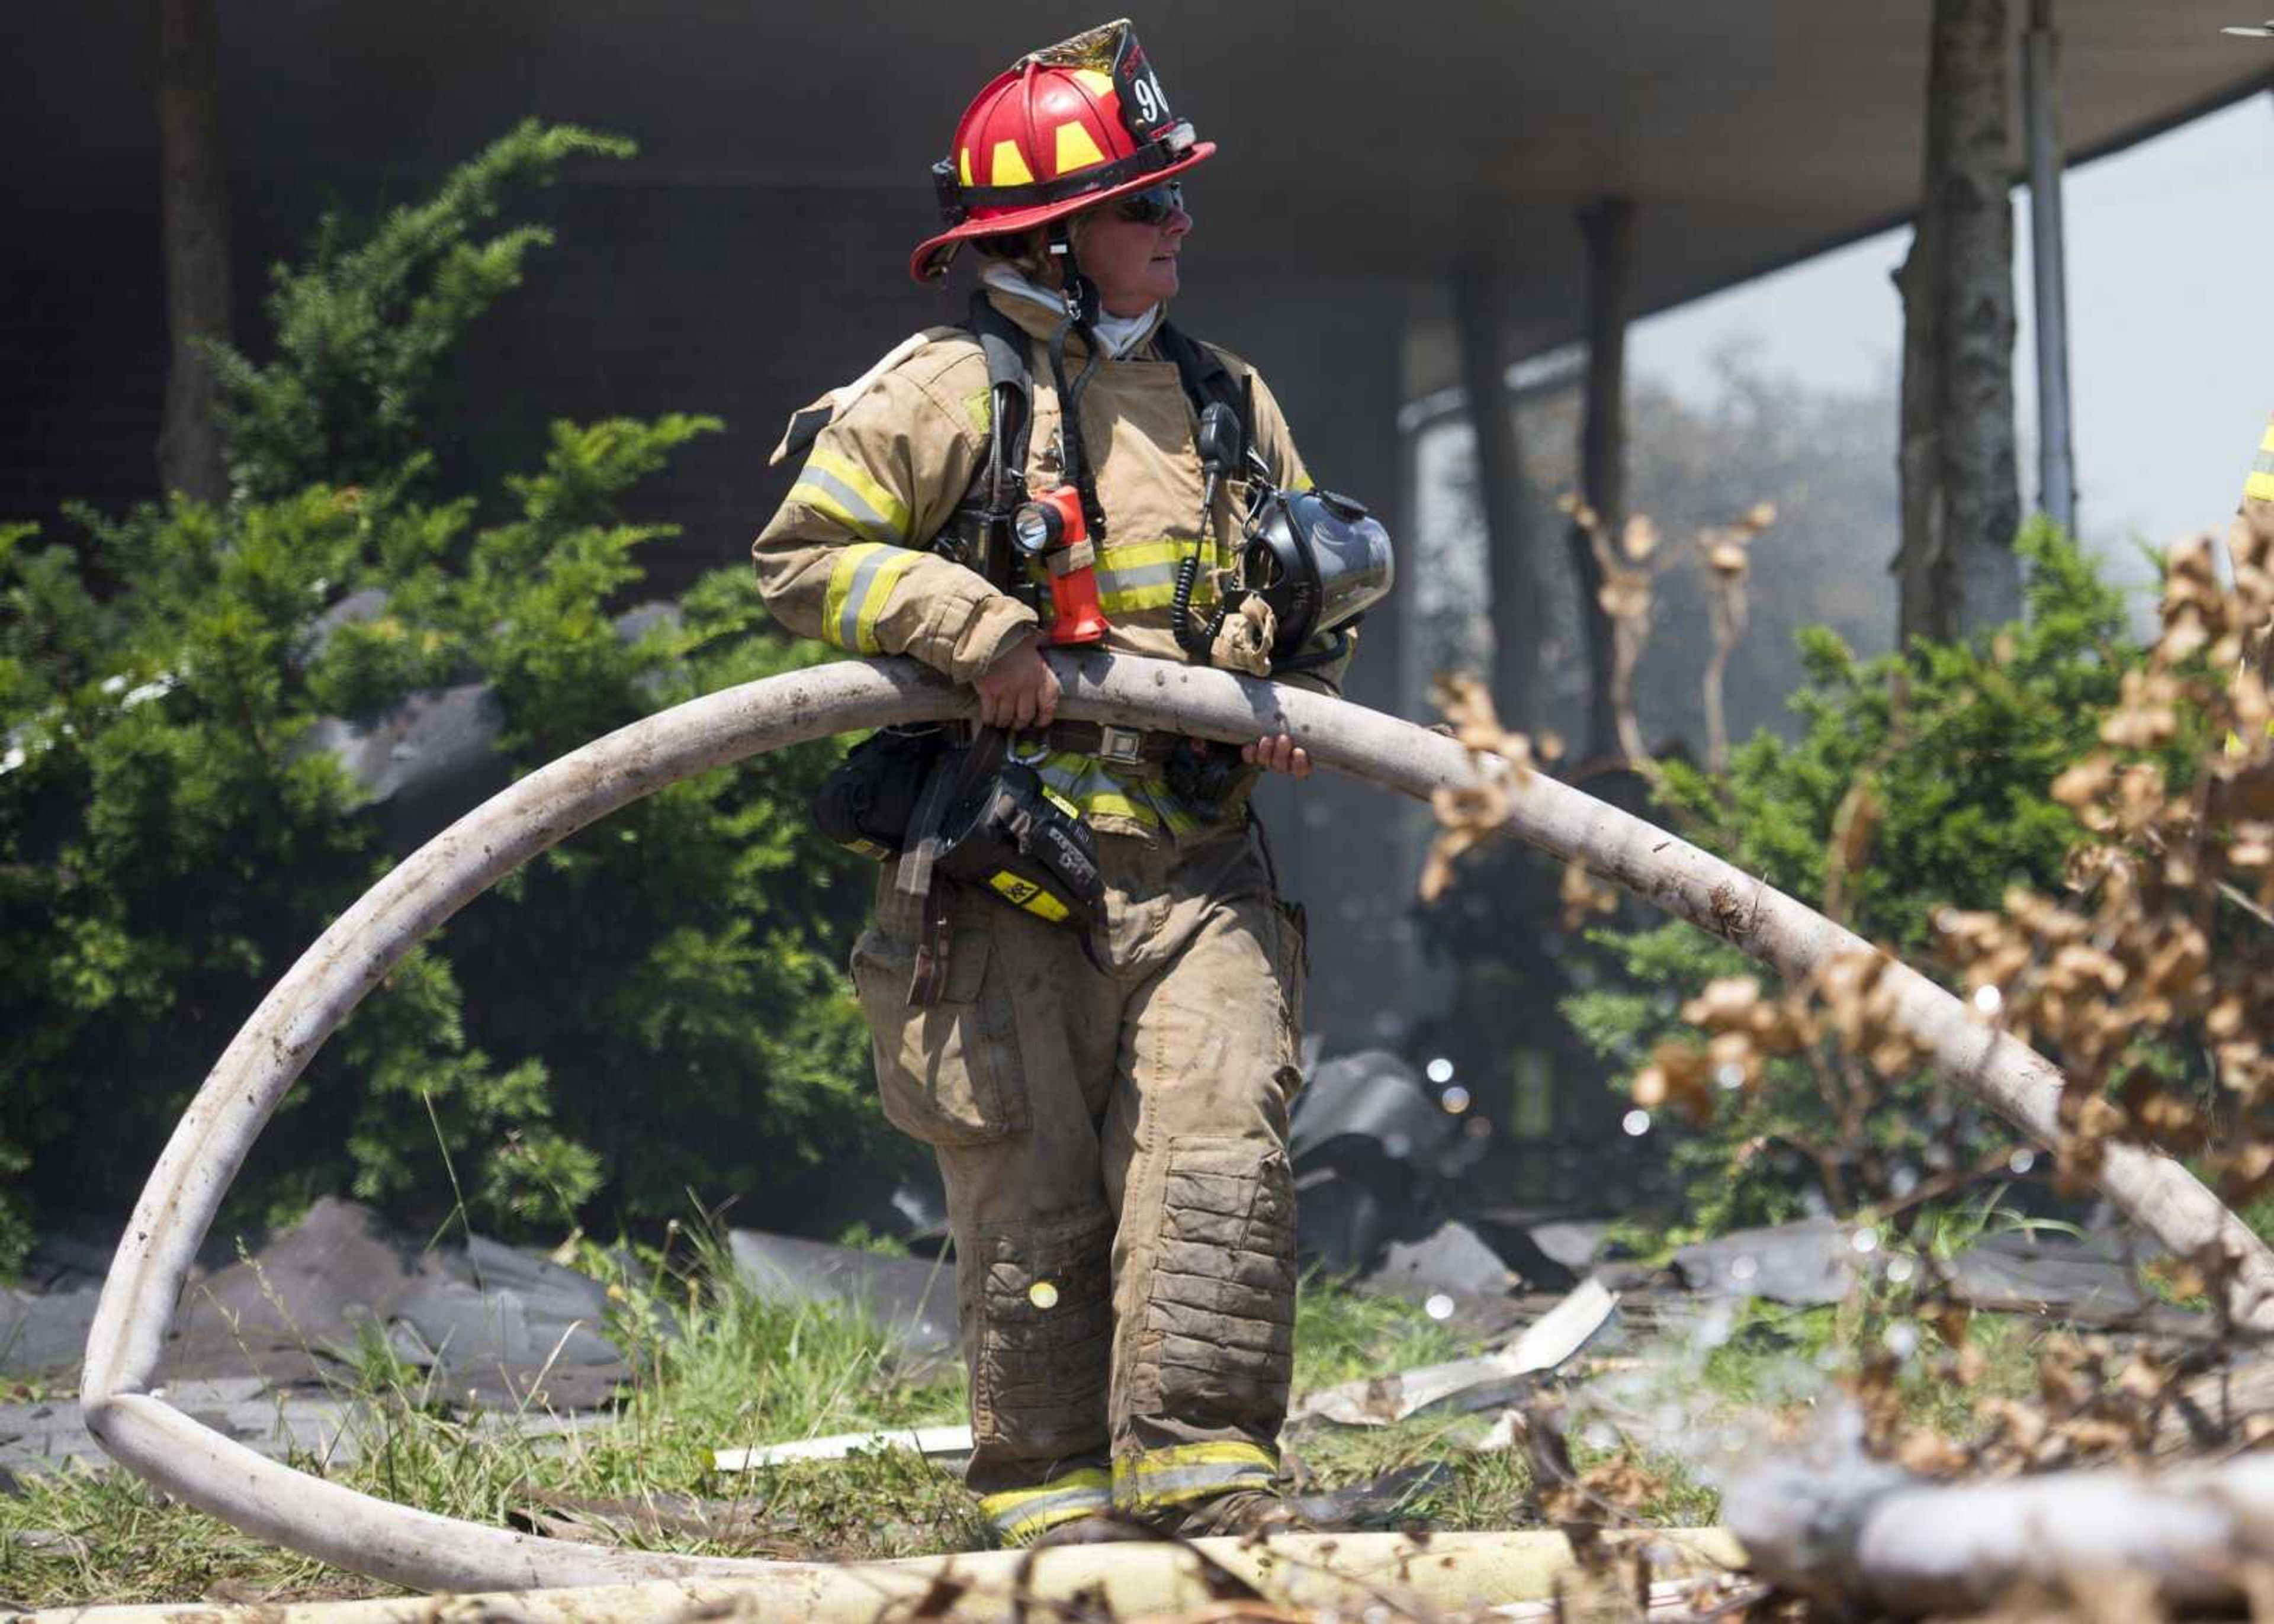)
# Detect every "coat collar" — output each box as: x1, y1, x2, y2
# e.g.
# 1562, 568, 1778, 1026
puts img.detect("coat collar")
979, 280, 1167, 361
